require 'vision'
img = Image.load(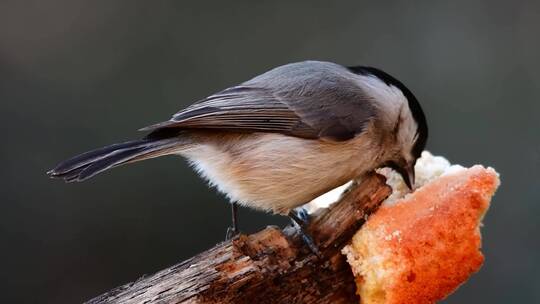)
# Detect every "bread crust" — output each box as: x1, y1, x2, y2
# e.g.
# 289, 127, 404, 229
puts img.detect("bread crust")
343, 165, 499, 304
